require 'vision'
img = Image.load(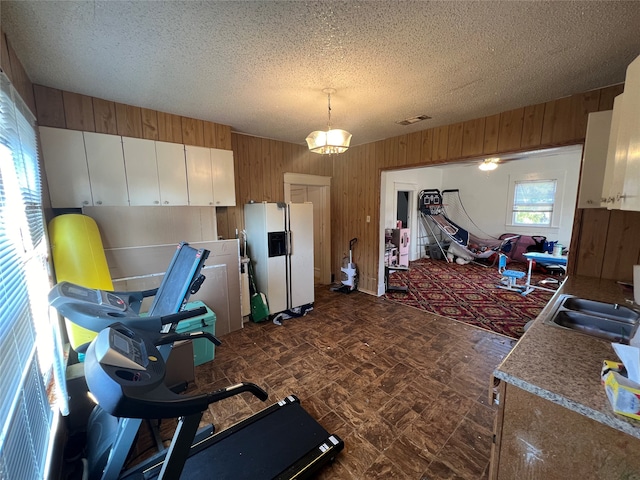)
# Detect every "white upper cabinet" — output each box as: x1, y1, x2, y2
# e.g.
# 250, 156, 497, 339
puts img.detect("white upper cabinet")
601, 95, 623, 207
156, 141, 188, 206
185, 145, 214, 206
211, 148, 236, 206
609, 93, 630, 209
123, 137, 161, 206
602, 54, 640, 211
186, 146, 236, 207
621, 54, 640, 211
579, 110, 612, 208
39, 127, 93, 208
40, 127, 234, 209
83, 132, 129, 206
